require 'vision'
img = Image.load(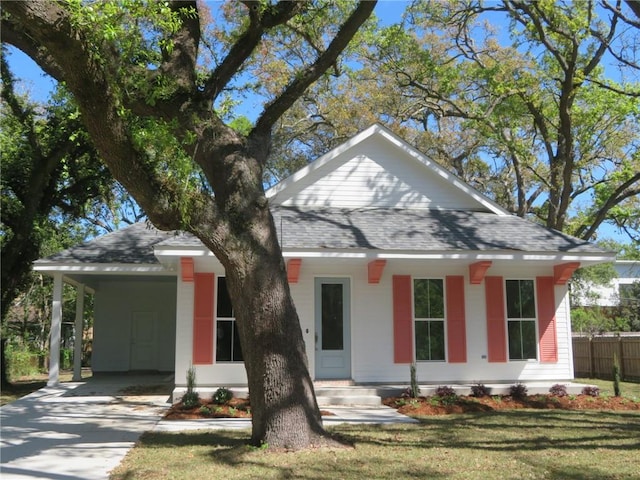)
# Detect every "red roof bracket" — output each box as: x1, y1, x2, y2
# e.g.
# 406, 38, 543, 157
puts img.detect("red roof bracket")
287, 258, 302, 283
368, 259, 387, 284
469, 261, 492, 284
554, 262, 580, 285
181, 257, 194, 282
